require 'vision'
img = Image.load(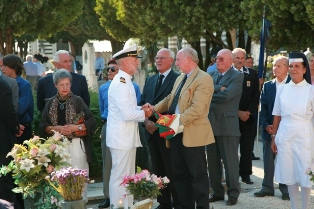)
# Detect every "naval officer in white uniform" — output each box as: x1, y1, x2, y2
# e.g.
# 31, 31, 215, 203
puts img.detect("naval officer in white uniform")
106, 44, 152, 209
